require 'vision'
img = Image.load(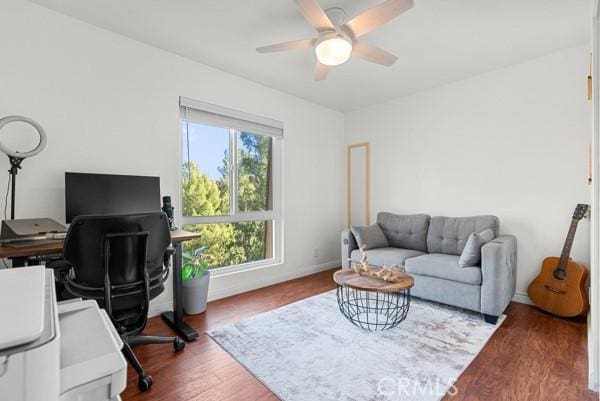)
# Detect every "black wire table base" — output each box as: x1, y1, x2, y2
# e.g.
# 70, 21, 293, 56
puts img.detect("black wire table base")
336, 285, 411, 331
